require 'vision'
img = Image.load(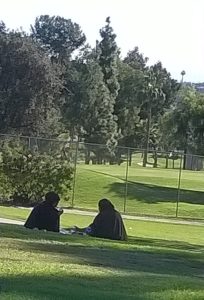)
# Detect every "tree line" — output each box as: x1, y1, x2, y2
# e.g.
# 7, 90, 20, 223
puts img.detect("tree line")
0, 16, 204, 168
